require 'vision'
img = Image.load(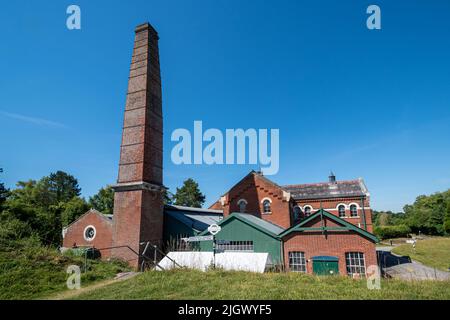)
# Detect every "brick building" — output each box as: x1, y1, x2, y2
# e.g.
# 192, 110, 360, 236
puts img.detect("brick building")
62, 22, 378, 276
